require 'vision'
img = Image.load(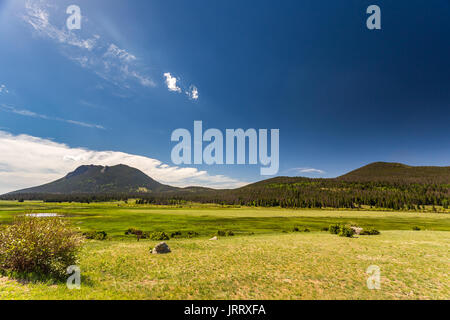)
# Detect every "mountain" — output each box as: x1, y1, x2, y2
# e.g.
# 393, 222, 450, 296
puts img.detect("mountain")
8, 164, 175, 195
4, 162, 449, 198
337, 162, 450, 184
